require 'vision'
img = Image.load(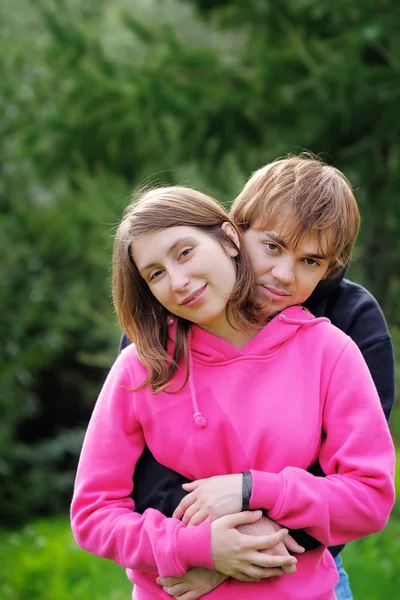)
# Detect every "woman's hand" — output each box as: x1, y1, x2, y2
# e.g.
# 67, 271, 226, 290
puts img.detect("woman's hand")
173, 474, 242, 525
157, 568, 227, 600
211, 510, 298, 581
237, 514, 305, 575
